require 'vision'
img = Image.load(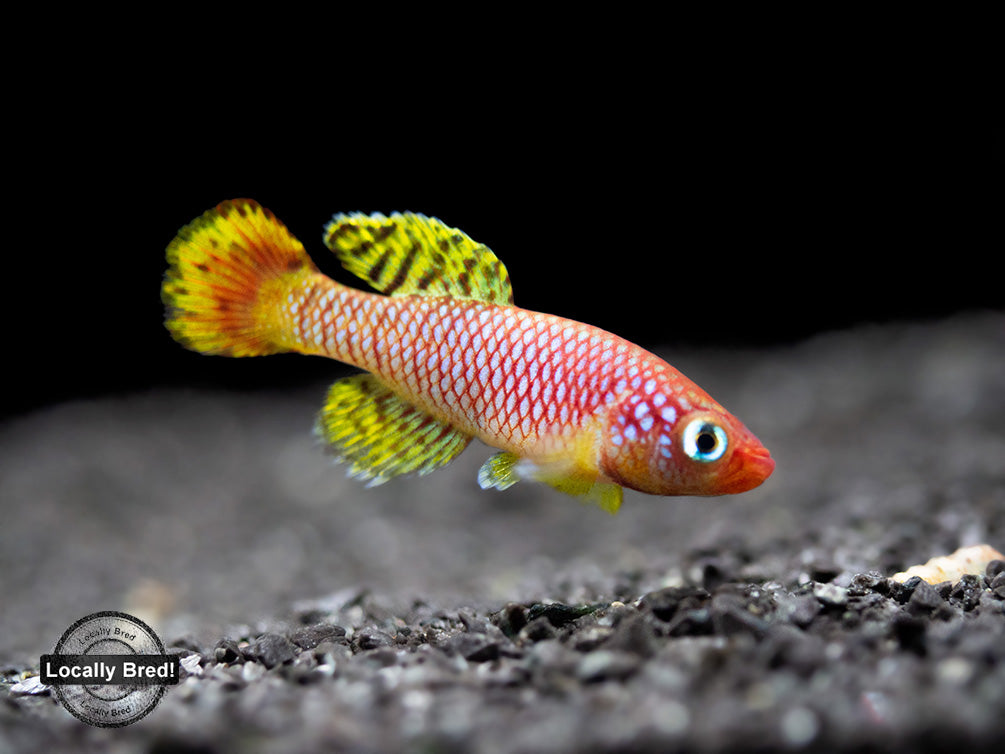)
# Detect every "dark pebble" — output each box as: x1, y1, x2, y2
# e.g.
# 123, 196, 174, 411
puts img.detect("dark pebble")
694, 557, 733, 591
889, 576, 922, 604
355, 628, 395, 650
977, 590, 1005, 617
295, 607, 330, 625
214, 637, 244, 665
598, 601, 637, 626
950, 575, 984, 611
357, 647, 398, 668
906, 580, 945, 617
311, 639, 350, 663
288, 623, 347, 650
282, 664, 325, 685
986, 560, 1005, 579
711, 593, 770, 639
813, 582, 849, 609
991, 572, 1005, 600
245, 633, 297, 669
493, 603, 528, 638
761, 624, 825, 676
665, 607, 714, 637
458, 611, 484, 632
519, 616, 558, 643
443, 632, 501, 663
601, 614, 657, 657
569, 625, 614, 652
781, 594, 821, 628
639, 586, 710, 623
576, 650, 640, 683
526, 602, 601, 628
892, 613, 927, 656
848, 571, 888, 596
809, 561, 842, 583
